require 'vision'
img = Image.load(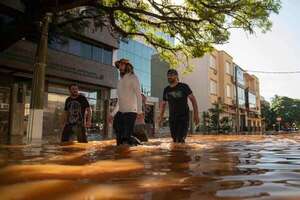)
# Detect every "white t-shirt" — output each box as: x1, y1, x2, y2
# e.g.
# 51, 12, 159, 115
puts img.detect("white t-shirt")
112, 73, 142, 115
